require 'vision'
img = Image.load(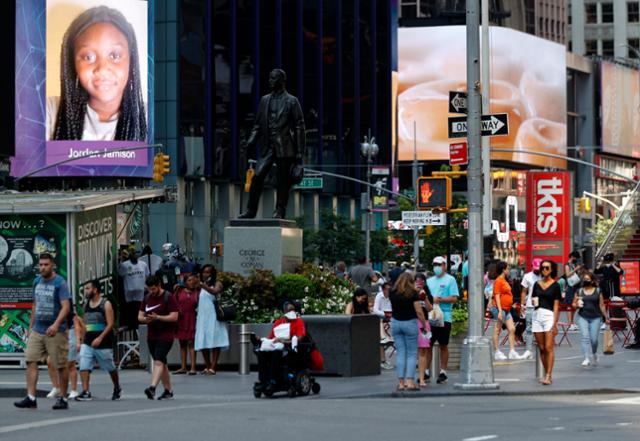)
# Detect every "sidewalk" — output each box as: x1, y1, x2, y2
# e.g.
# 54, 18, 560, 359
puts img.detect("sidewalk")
2, 334, 639, 400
